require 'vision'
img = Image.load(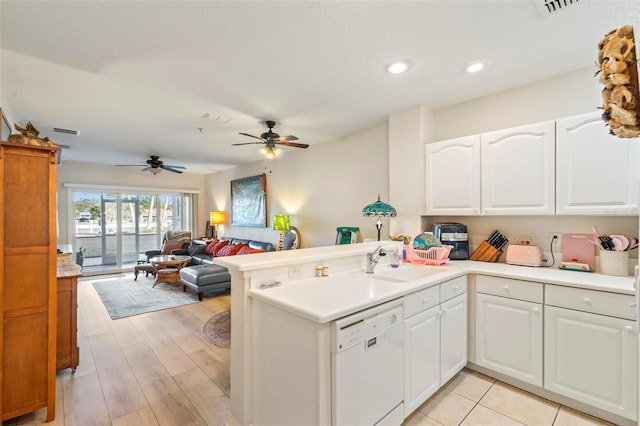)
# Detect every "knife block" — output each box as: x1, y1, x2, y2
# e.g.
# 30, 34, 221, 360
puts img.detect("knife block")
469, 241, 502, 262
